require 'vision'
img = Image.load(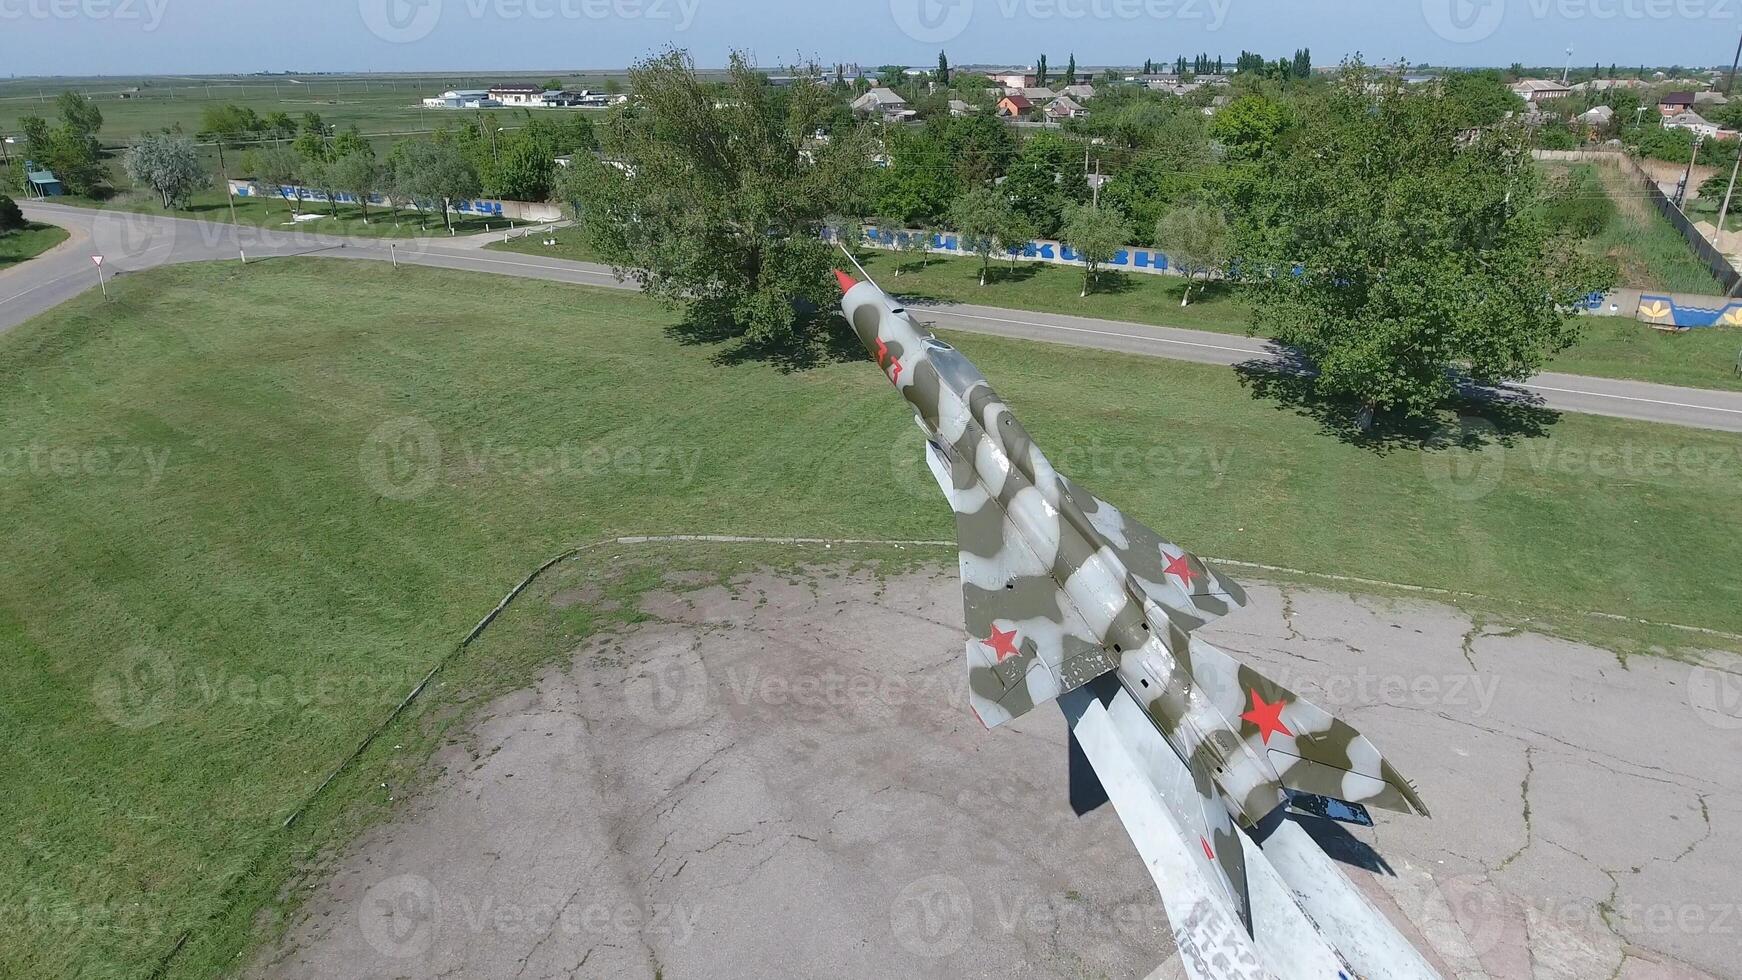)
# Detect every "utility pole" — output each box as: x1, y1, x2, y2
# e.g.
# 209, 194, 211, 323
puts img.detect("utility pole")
1728, 29, 1742, 95
1675, 134, 1705, 208
1719, 141, 1742, 239
1562, 46, 1573, 85
213, 140, 242, 236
